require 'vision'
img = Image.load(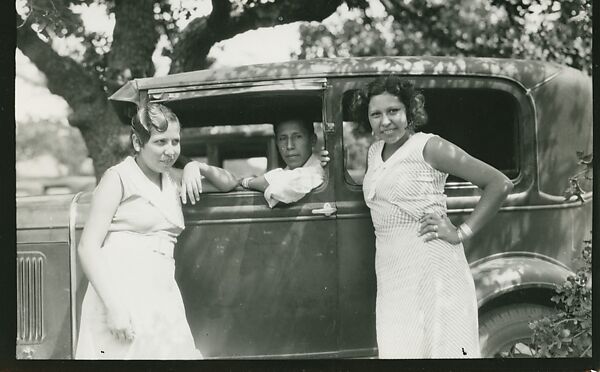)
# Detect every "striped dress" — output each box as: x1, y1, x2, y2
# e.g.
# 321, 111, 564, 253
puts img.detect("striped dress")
363, 132, 480, 359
